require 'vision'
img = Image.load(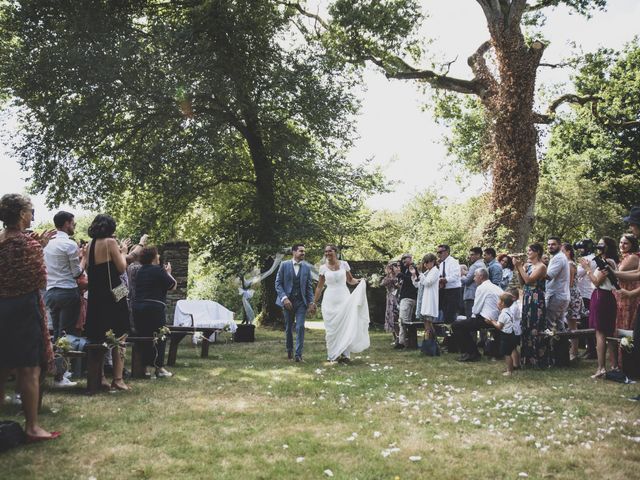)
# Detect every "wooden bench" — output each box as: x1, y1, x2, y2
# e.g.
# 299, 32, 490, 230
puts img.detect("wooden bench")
403, 321, 424, 349
607, 329, 637, 379
166, 326, 221, 367
126, 337, 160, 379
540, 329, 596, 367
54, 344, 110, 395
